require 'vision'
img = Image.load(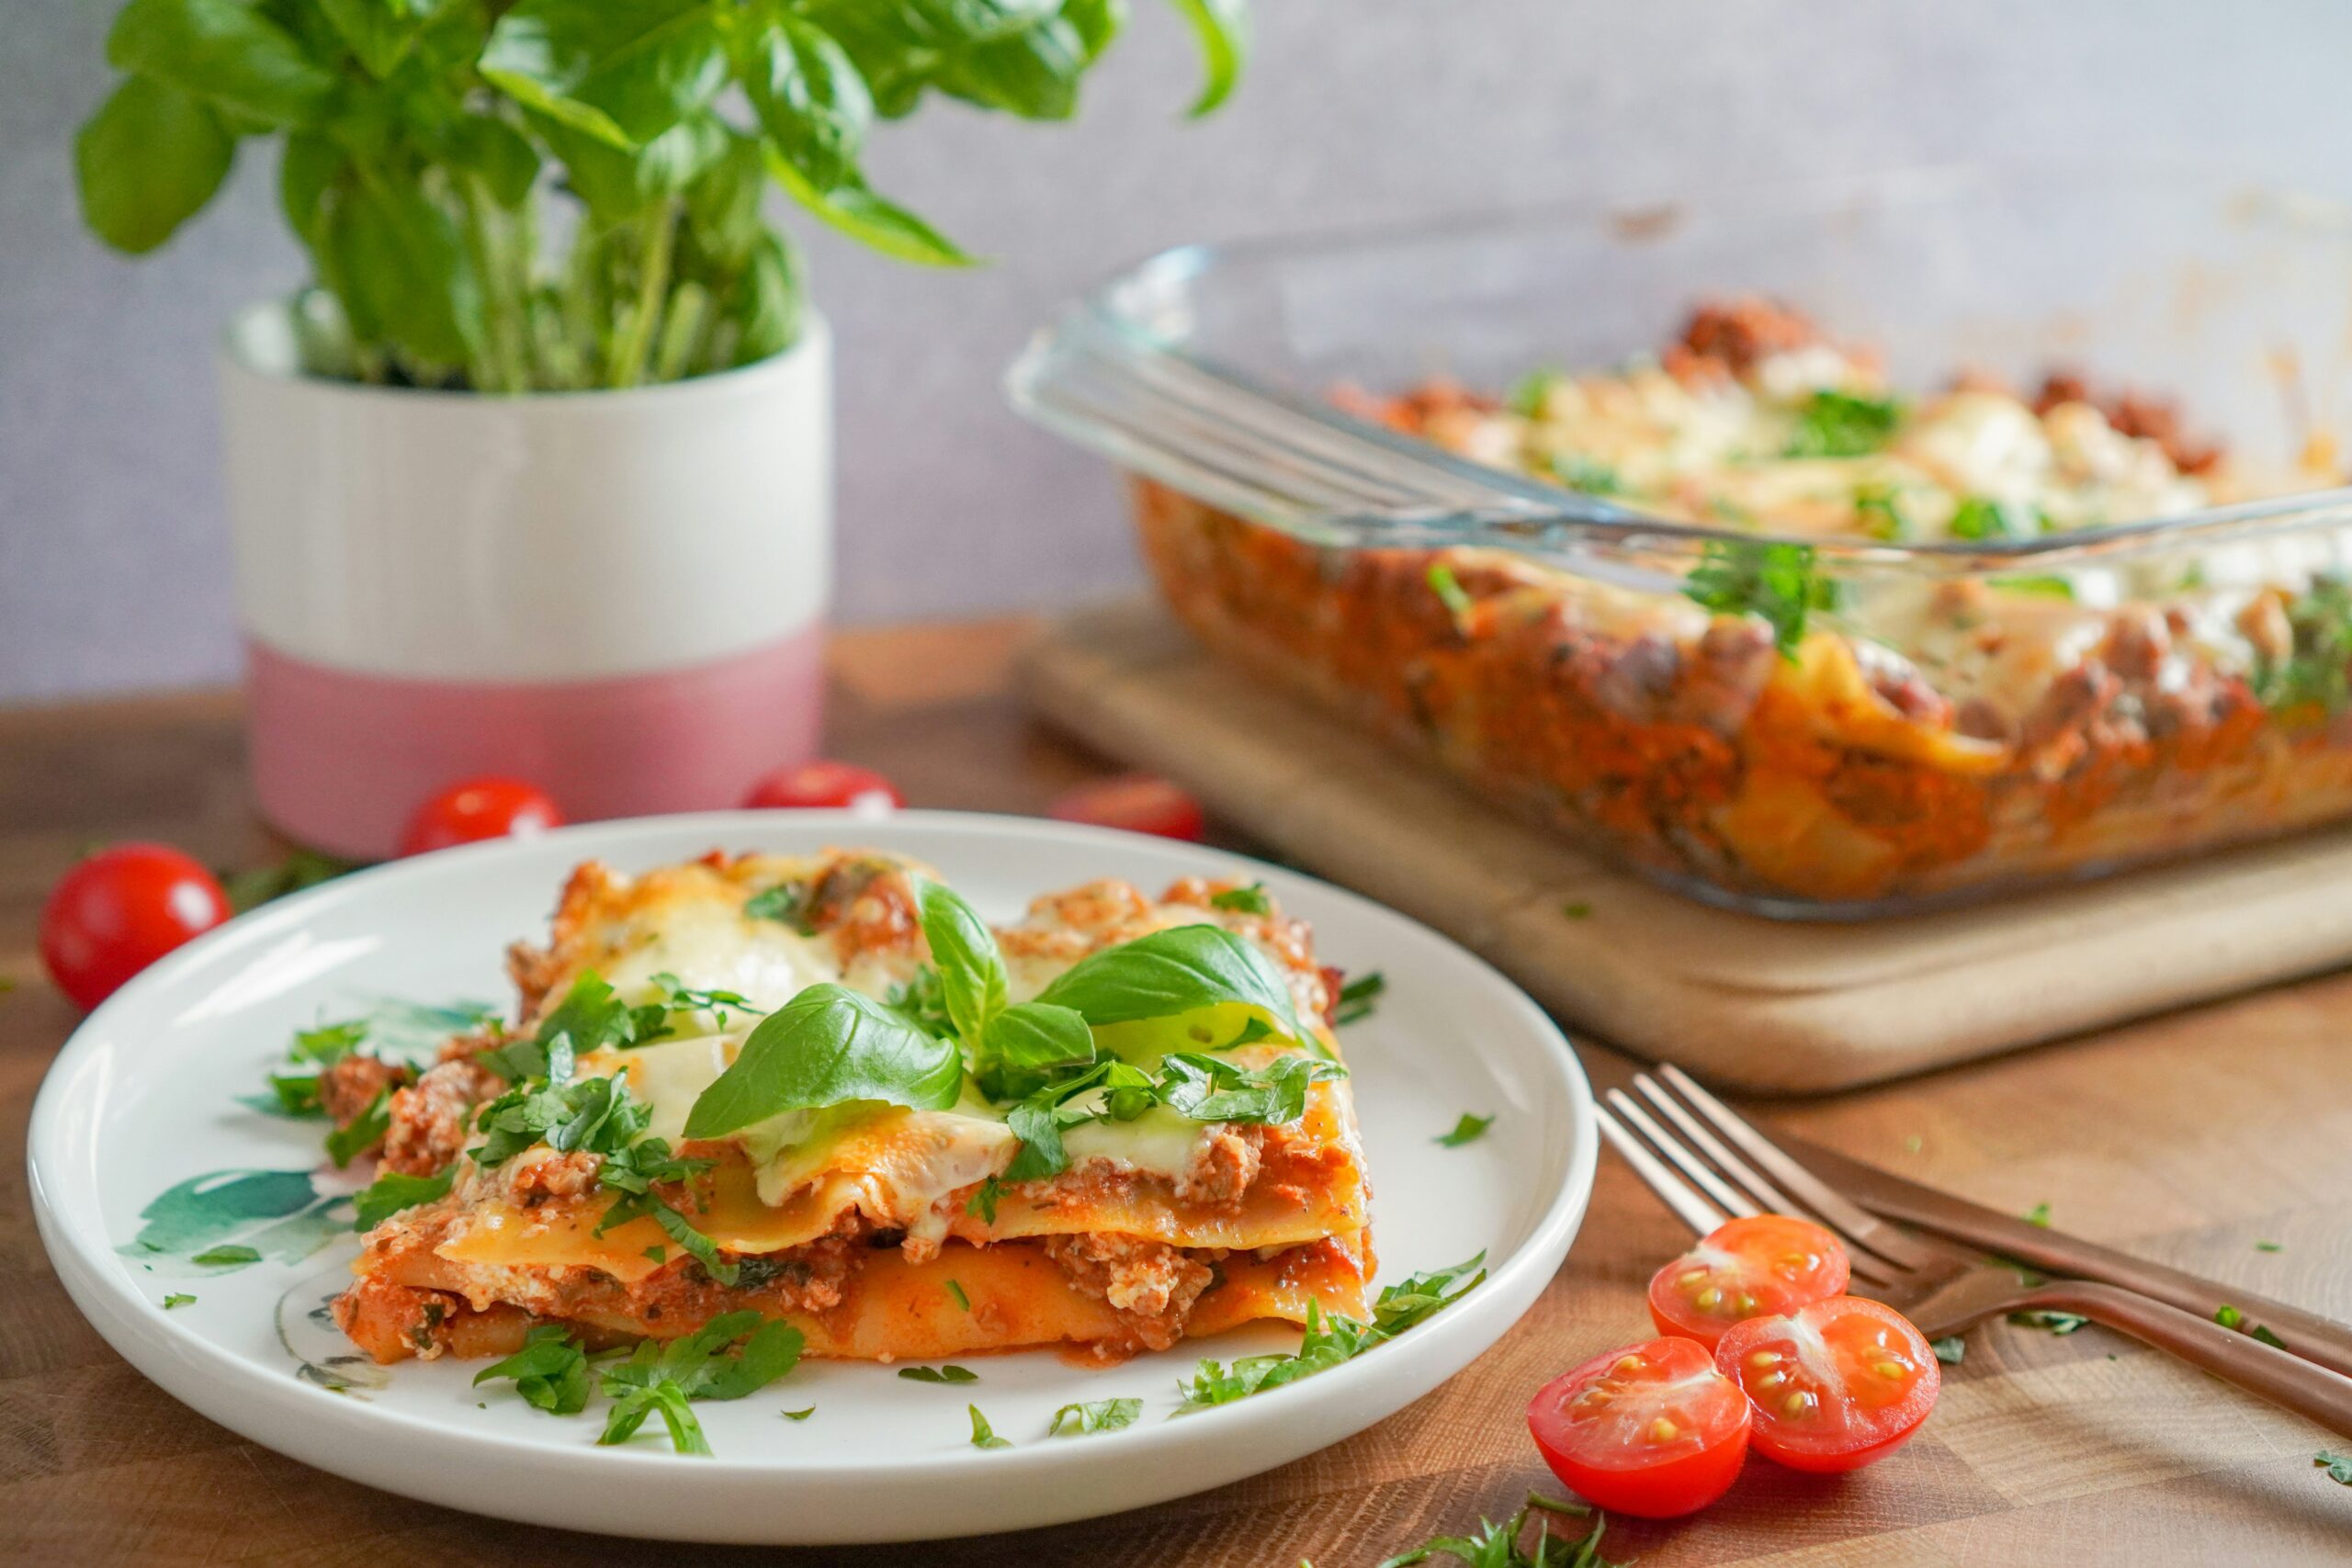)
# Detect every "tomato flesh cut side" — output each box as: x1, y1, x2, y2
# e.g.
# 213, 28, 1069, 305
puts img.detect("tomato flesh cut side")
1647, 1213, 1851, 1348
1715, 1296, 1941, 1472
1527, 1337, 1751, 1518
